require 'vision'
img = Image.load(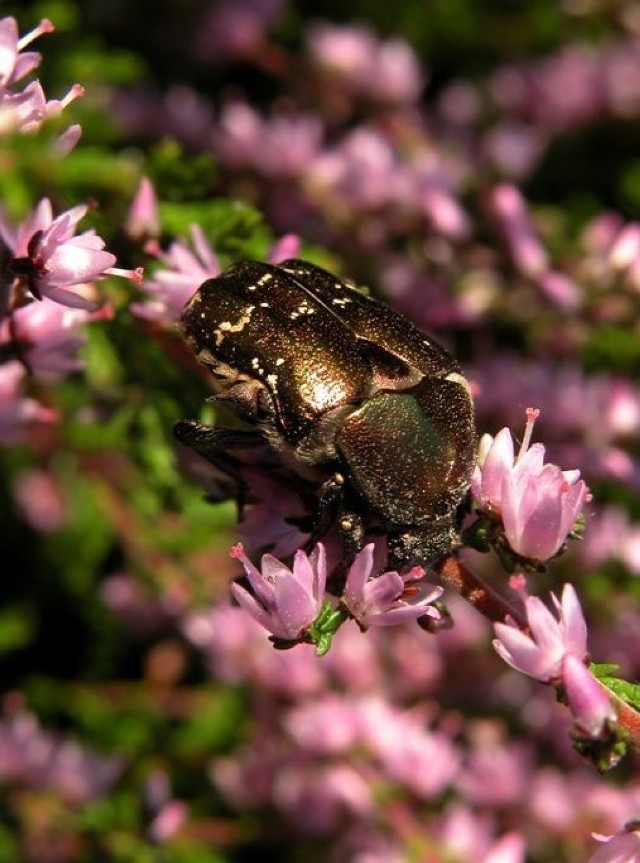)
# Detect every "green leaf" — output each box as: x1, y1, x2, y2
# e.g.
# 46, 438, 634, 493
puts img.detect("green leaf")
170, 690, 246, 757
0, 605, 34, 654
590, 663, 622, 678
582, 325, 640, 374
600, 678, 640, 713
